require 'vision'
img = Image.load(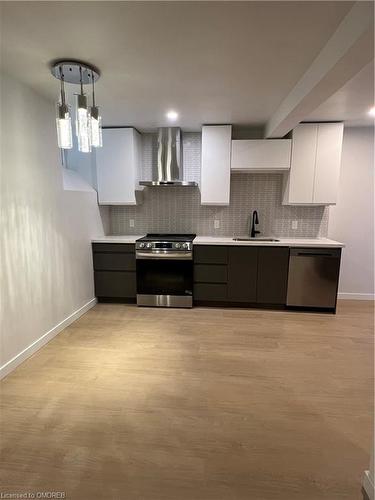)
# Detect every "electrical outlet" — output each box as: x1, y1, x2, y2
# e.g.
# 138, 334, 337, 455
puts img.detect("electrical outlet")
129, 219, 135, 228
214, 220, 220, 229
292, 220, 298, 230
